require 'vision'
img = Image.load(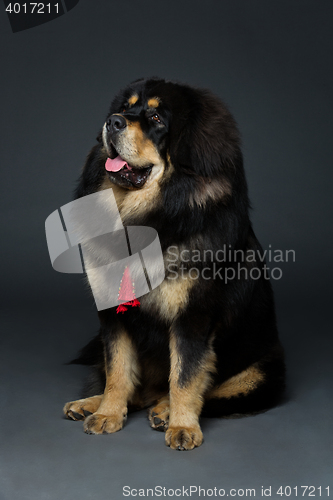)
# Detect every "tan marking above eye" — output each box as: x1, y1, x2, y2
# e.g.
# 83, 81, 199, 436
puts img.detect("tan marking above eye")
128, 94, 139, 106
148, 98, 160, 108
